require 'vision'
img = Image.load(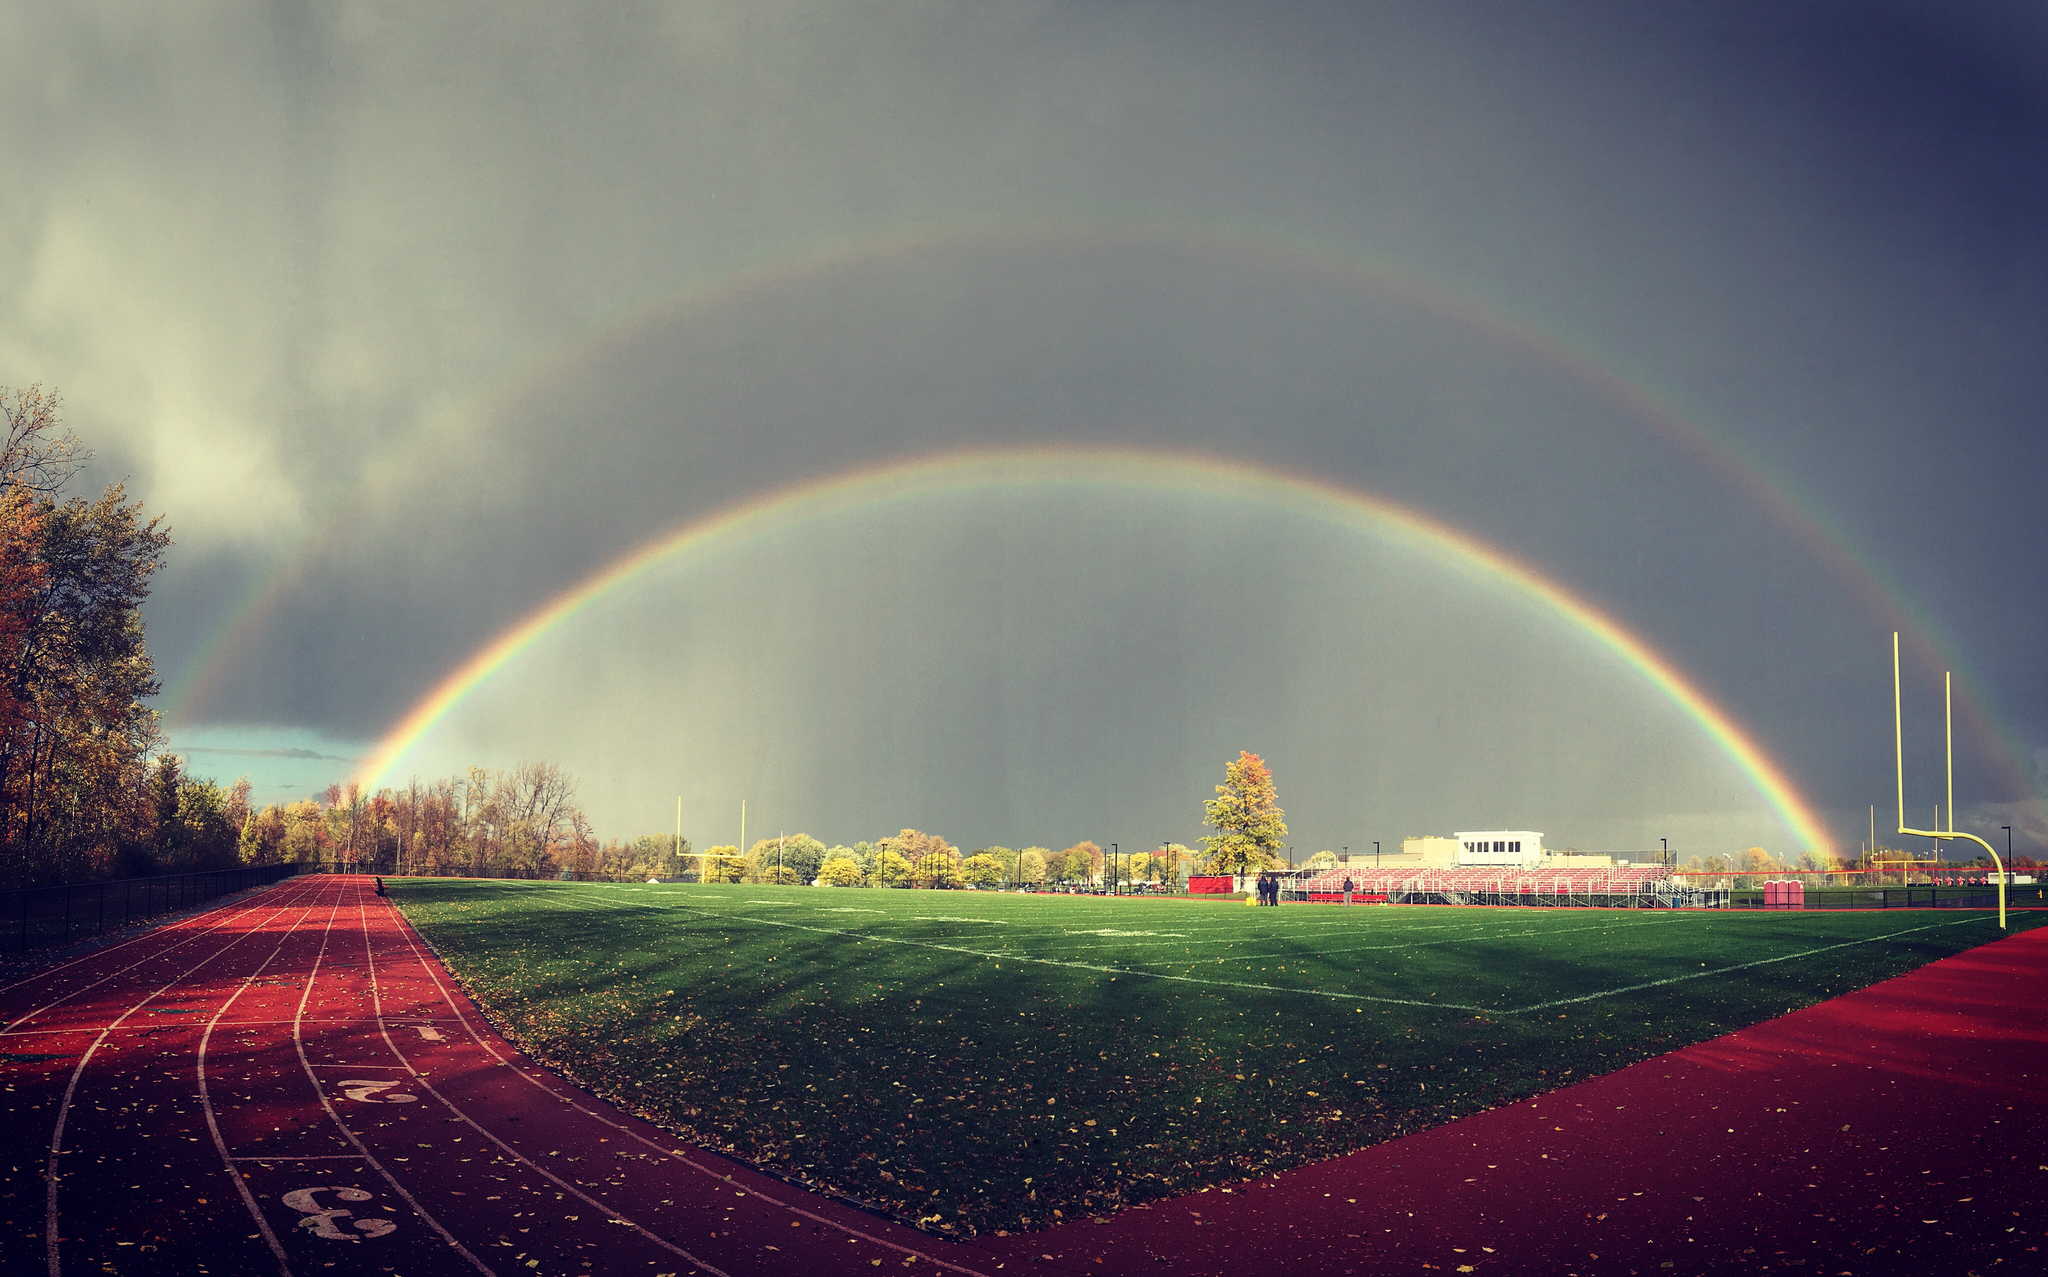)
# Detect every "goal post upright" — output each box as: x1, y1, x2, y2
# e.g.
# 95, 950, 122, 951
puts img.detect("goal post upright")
1893, 632, 2007, 929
